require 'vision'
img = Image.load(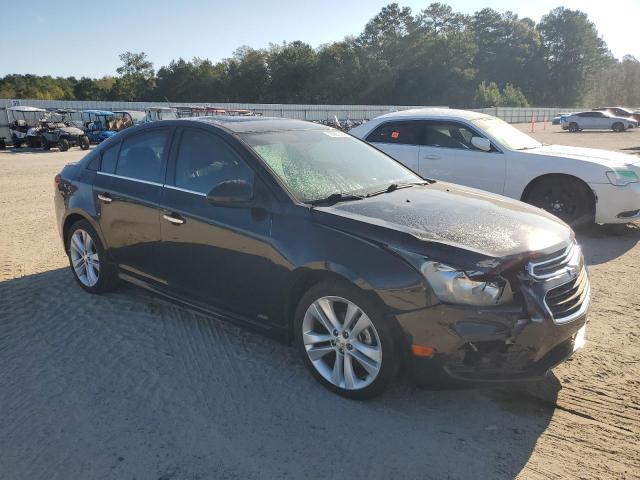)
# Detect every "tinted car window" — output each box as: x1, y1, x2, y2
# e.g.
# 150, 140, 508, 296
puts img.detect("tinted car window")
115, 130, 168, 183
100, 143, 119, 173
366, 122, 423, 145
174, 129, 254, 194
424, 122, 481, 150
